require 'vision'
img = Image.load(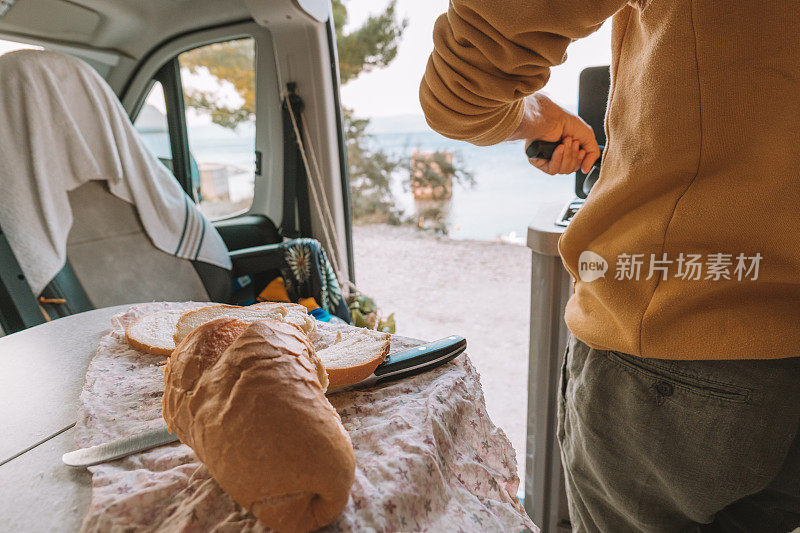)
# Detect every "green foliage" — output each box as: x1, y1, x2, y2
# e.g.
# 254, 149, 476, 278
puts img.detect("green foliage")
333, 0, 408, 225
408, 150, 475, 198
184, 90, 253, 130
333, 0, 408, 85
406, 150, 474, 235
344, 108, 403, 224
348, 295, 396, 333
379, 313, 396, 334
180, 39, 255, 129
